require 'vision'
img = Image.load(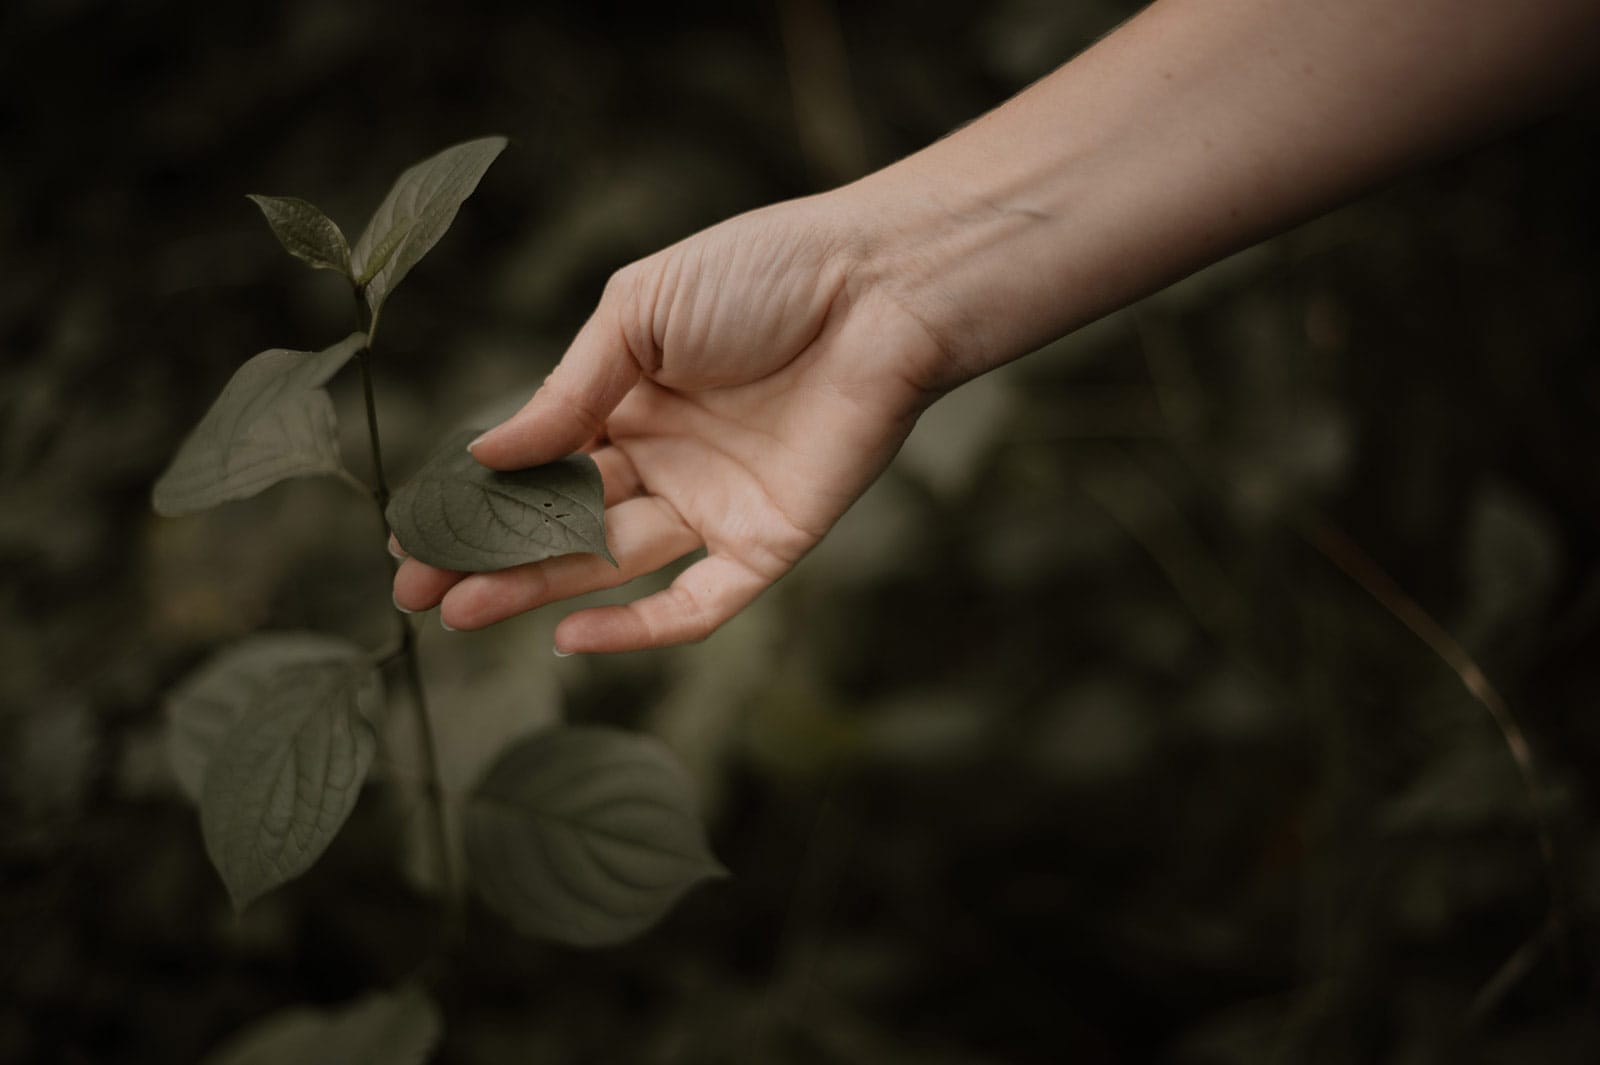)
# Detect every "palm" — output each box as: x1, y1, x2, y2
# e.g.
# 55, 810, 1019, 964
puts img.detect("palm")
611, 309, 926, 562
